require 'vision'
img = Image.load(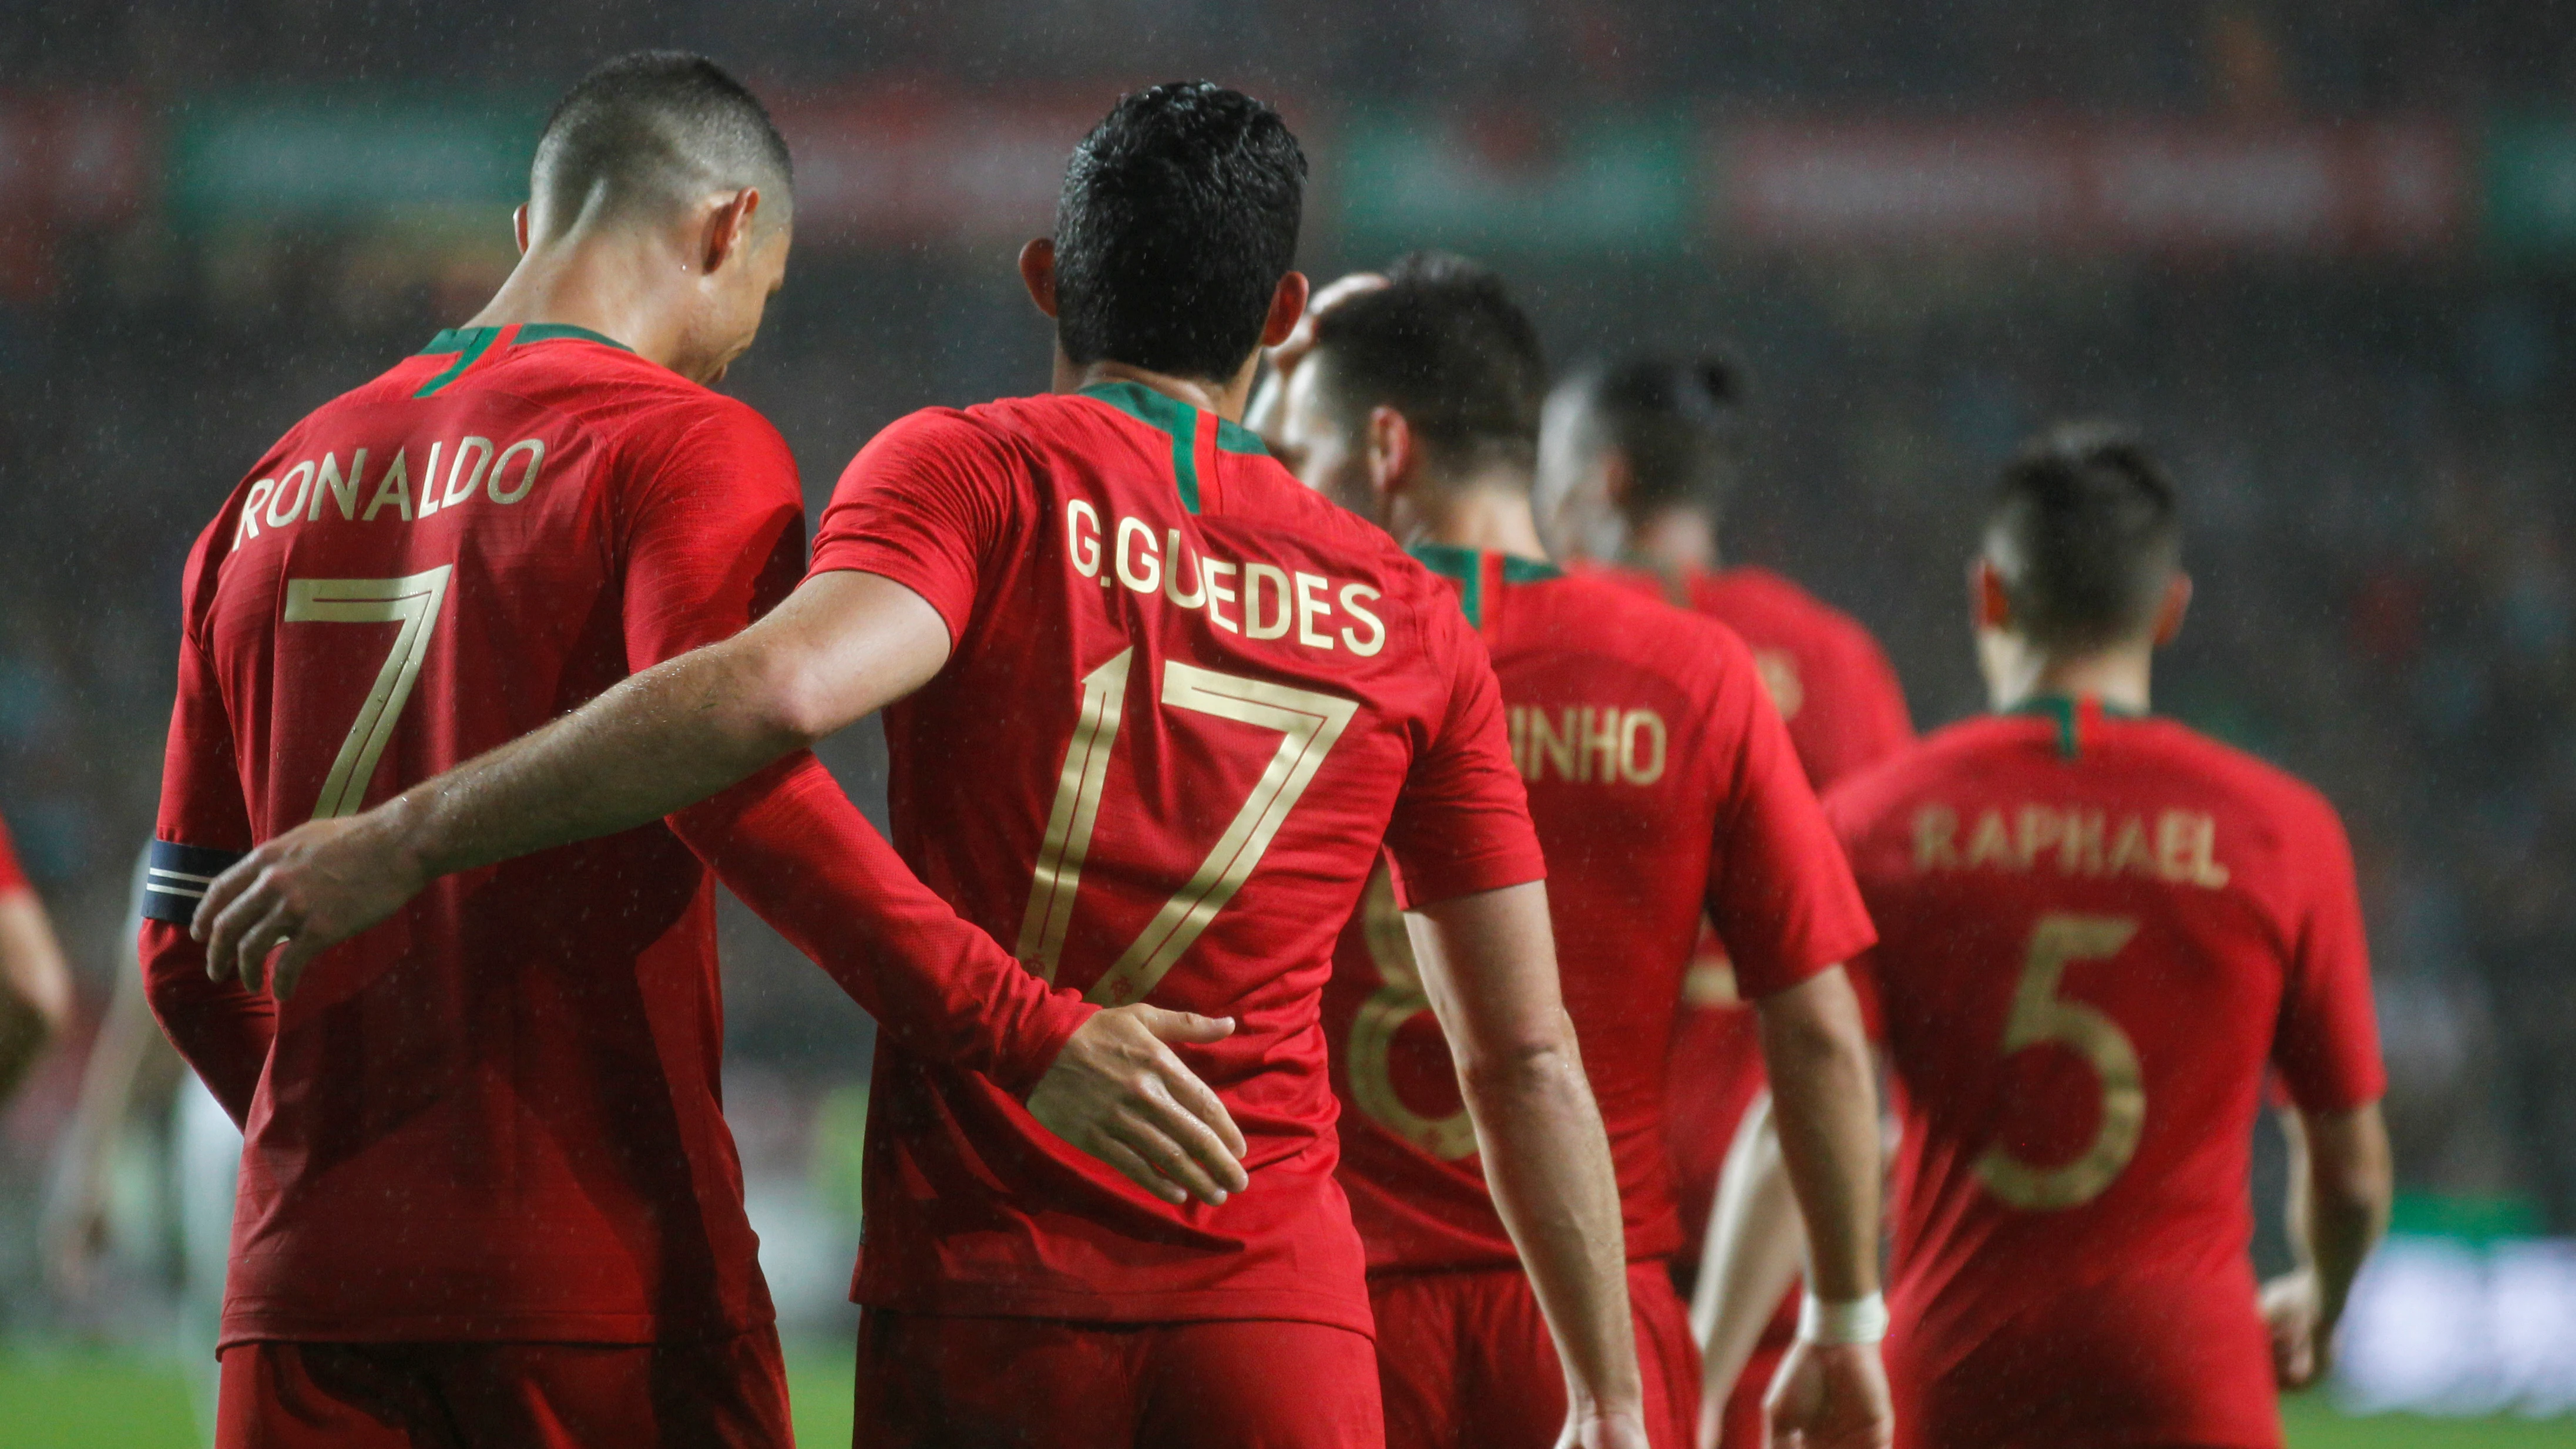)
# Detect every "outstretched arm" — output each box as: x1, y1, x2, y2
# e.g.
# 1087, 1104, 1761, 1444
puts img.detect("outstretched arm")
192, 569, 1250, 1205
2265, 1101, 2392, 1389
196, 567, 948, 994
1410, 881, 1647, 1449
1751, 967, 1891, 1449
